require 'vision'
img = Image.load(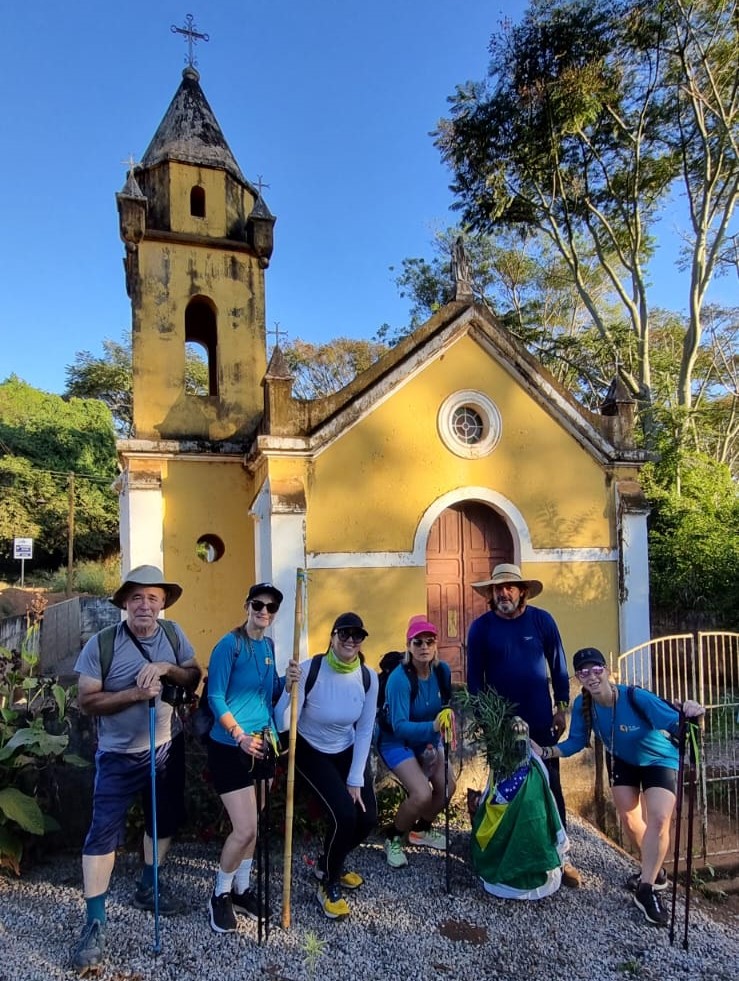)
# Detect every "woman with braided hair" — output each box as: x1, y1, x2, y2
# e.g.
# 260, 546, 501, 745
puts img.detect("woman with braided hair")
533, 648, 704, 928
